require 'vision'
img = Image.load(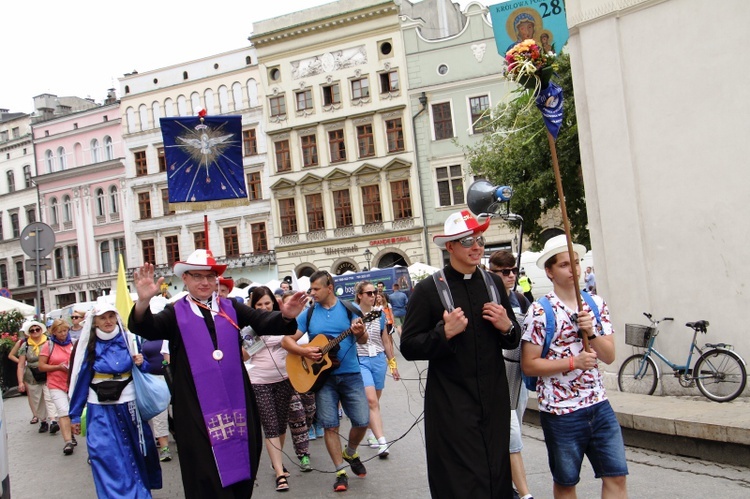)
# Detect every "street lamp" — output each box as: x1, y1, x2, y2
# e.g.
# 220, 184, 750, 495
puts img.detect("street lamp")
363, 248, 372, 270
